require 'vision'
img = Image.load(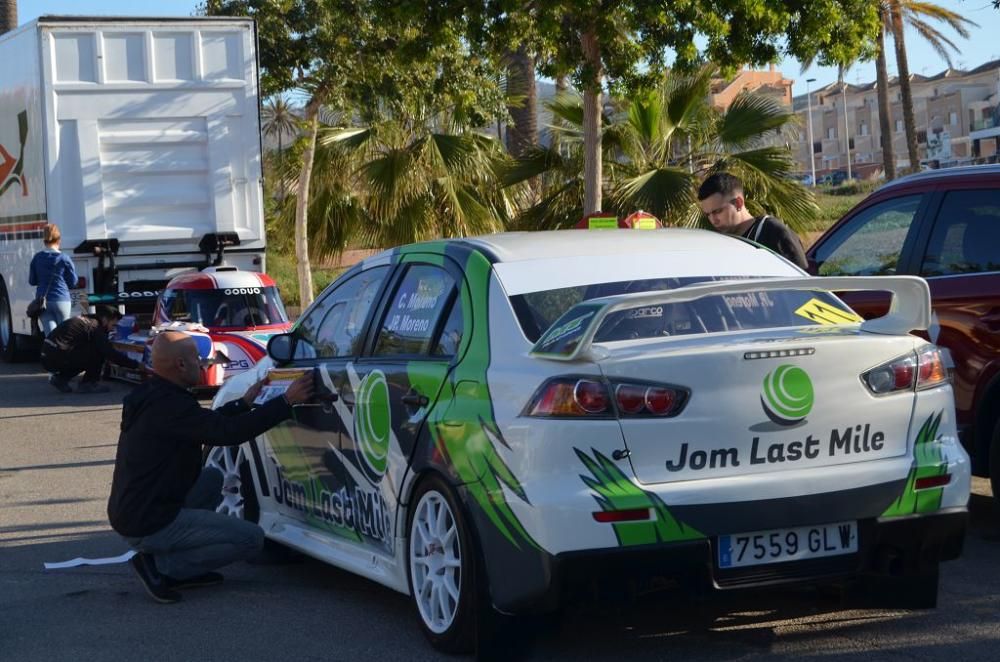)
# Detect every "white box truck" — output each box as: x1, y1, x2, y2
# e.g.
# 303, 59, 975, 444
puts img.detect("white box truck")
0, 16, 266, 361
